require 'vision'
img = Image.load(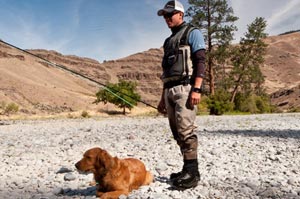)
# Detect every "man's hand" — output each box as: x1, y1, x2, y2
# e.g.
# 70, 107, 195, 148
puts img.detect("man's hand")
157, 98, 167, 114
190, 91, 201, 106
